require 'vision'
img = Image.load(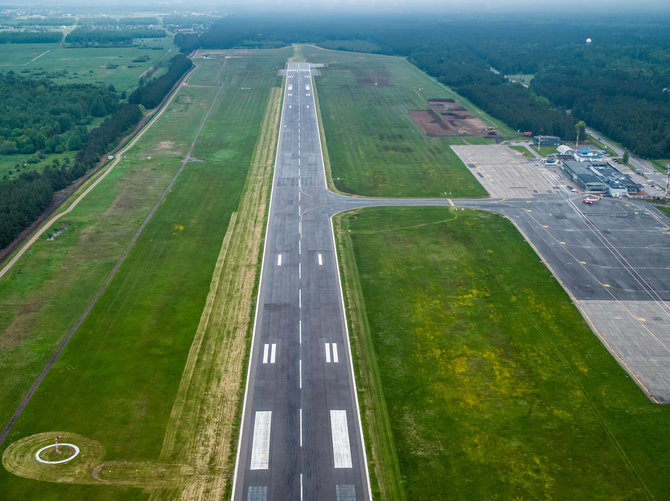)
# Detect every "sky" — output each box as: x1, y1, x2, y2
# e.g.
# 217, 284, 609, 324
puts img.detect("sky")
9, 0, 670, 14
